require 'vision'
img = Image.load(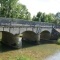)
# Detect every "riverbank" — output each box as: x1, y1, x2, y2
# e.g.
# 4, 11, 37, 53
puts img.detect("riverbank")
0, 44, 60, 60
